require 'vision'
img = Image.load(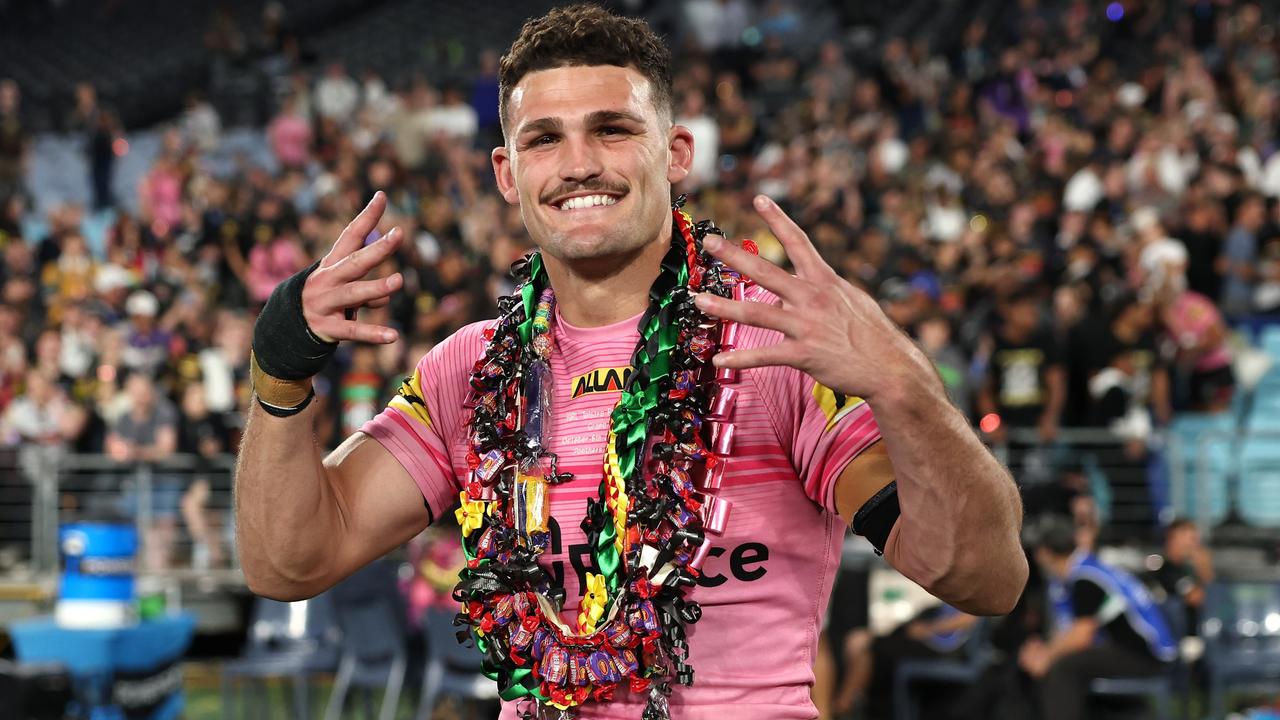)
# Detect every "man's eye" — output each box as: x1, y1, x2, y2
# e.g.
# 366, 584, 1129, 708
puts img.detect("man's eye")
599, 126, 626, 136
533, 134, 557, 145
